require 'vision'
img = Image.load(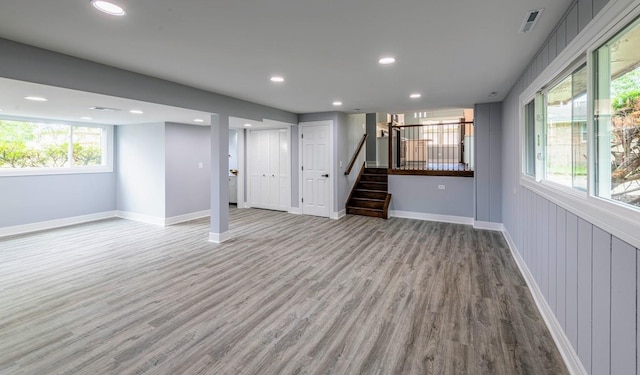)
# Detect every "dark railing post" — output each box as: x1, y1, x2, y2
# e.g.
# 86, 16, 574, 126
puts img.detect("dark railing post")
388, 122, 392, 171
